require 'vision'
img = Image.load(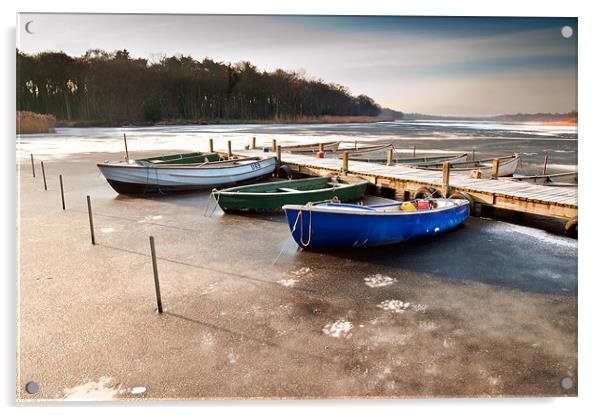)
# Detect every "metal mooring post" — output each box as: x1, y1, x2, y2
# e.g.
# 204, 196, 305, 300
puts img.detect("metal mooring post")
41, 161, 47, 190
149, 236, 163, 314
59, 175, 65, 210
86, 195, 95, 245
30, 154, 36, 177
